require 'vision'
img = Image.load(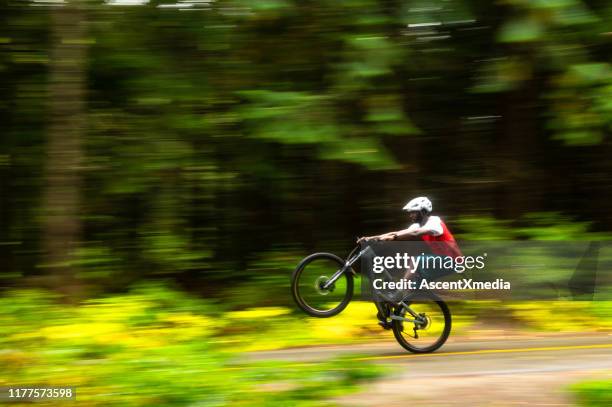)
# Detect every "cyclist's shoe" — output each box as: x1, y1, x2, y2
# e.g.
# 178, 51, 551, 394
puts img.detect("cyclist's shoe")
377, 311, 392, 330
378, 320, 392, 330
